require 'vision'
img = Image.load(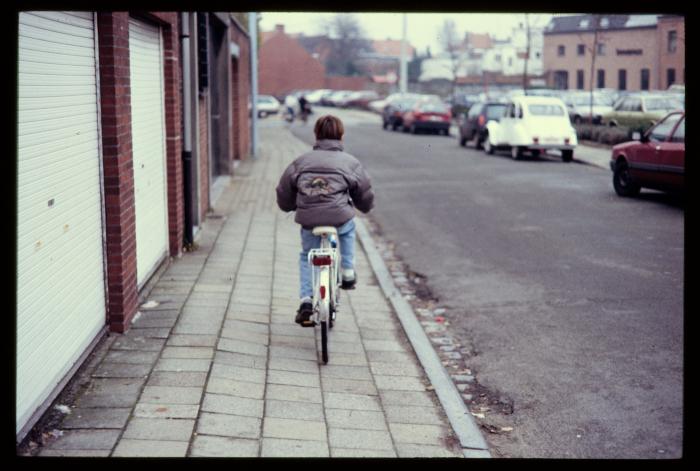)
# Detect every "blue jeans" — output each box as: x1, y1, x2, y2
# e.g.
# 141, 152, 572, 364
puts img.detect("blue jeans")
299, 218, 355, 300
